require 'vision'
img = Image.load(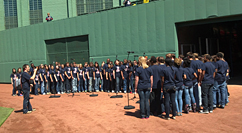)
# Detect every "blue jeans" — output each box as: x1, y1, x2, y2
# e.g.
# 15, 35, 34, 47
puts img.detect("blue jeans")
12, 80, 16, 95
78, 78, 84, 92
72, 78, 77, 92
123, 78, 129, 92
56, 80, 61, 93
193, 82, 200, 108
23, 89, 32, 114
184, 86, 196, 105
40, 81, 45, 94
45, 80, 50, 94
95, 77, 100, 91
89, 77, 93, 92
101, 78, 104, 91
138, 88, 150, 118
175, 86, 183, 113
34, 81, 39, 95
214, 81, 226, 107
60, 81, 65, 93
84, 77, 88, 91
130, 77, 134, 92
115, 77, 120, 93
65, 78, 71, 92
225, 82, 229, 104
